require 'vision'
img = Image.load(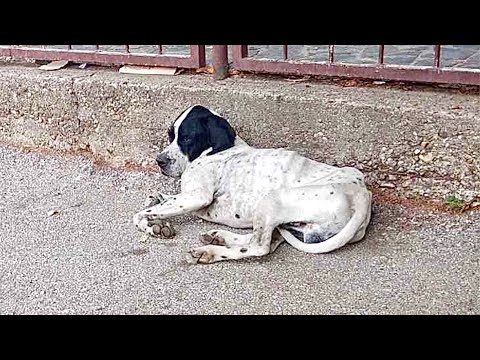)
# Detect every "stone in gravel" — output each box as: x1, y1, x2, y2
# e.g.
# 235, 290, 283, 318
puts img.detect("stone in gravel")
419, 153, 434, 163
